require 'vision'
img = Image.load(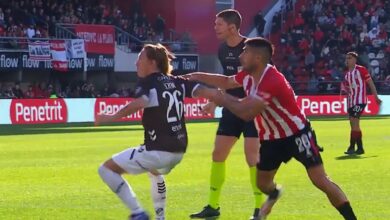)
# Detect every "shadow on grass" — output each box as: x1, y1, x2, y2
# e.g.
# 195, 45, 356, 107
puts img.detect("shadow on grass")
0, 123, 143, 136
335, 155, 378, 160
